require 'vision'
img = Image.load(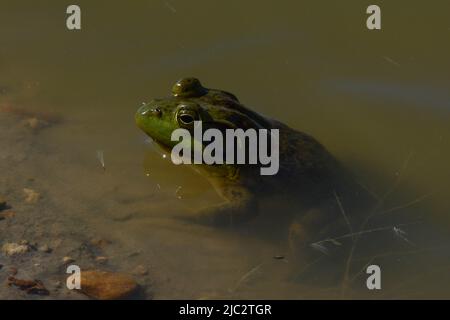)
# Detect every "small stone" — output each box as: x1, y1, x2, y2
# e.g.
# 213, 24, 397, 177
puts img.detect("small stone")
38, 244, 52, 253
23, 188, 40, 203
132, 265, 148, 276
127, 251, 141, 258
95, 256, 108, 264
23, 117, 49, 130
62, 256, 75, 264
19, 240, 29, 245
110, 212, 133, 222
0, 197, 7, 210
49, 238, 63, 250
2, 243, 29, 256
79, 270, 138, 300
90, 238, 111, 248
0, 211, 16, 219
9, 267, 18, 276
